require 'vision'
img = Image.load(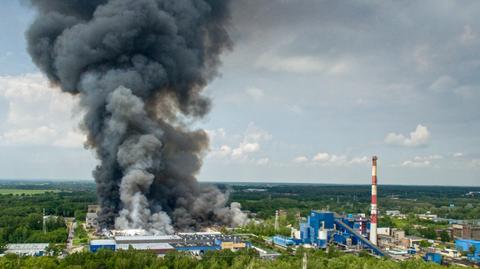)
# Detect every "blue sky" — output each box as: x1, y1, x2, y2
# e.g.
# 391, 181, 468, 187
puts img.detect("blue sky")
0, 0, 479, 186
